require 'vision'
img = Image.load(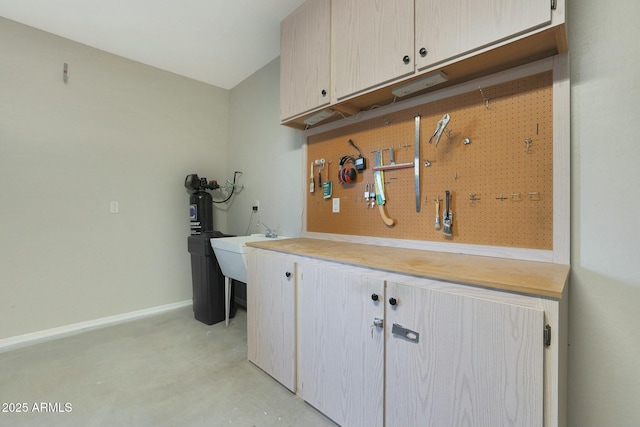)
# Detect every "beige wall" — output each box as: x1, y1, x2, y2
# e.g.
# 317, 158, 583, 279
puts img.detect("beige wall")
567, 0, 640, 425
227, 58, 304, 238
0, 17, 230, 339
